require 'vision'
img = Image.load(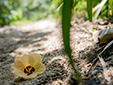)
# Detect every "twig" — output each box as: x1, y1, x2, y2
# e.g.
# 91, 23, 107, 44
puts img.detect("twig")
98, 54, 111, 83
